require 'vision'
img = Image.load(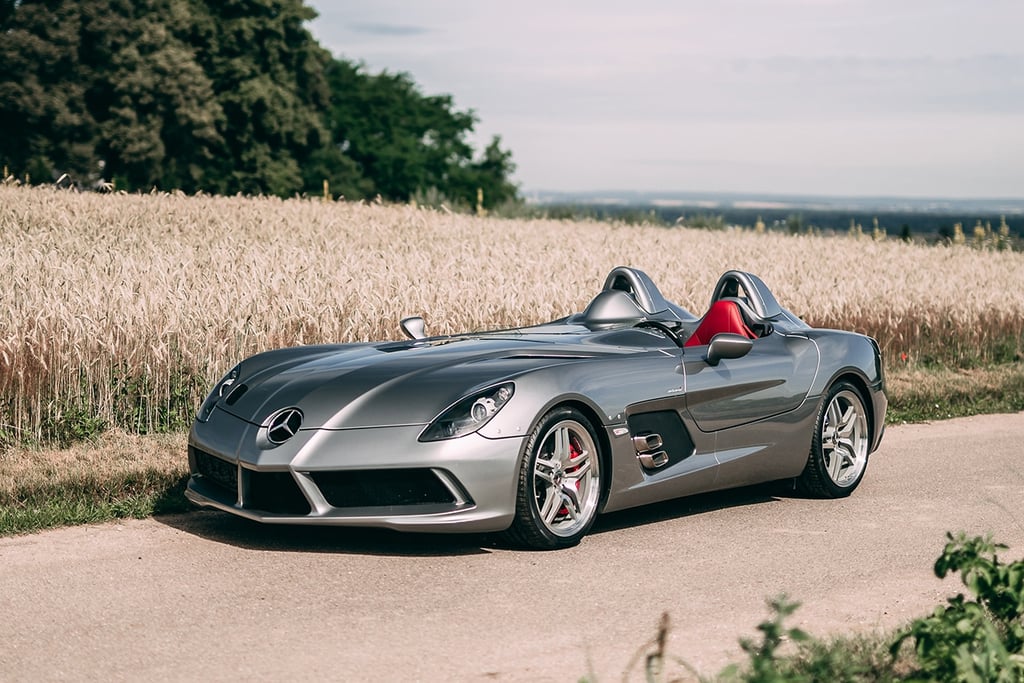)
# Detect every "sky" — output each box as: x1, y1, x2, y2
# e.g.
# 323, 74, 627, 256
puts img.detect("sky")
306, 1, 1024, 199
